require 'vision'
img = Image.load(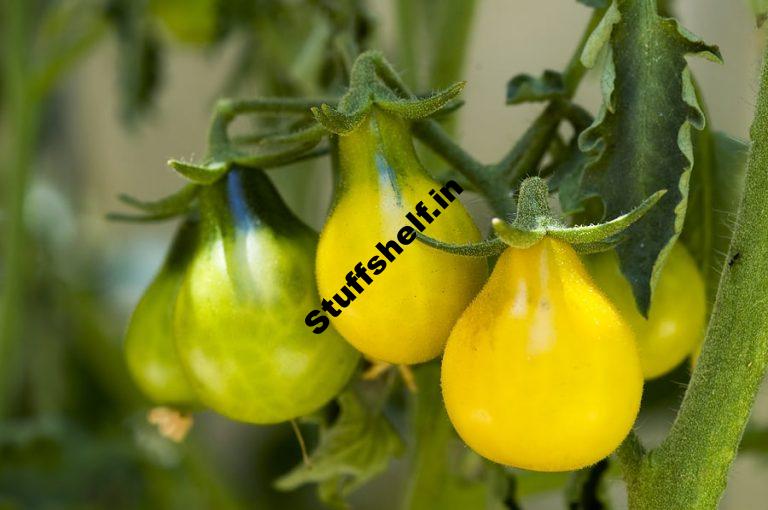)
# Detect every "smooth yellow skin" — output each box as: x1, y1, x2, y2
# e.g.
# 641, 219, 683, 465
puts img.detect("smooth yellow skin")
174, 224, 360, 424
442, 238, 643, 472
586, 243, 706, 379
124, 268, 197, 406
316, 109, 487, 364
